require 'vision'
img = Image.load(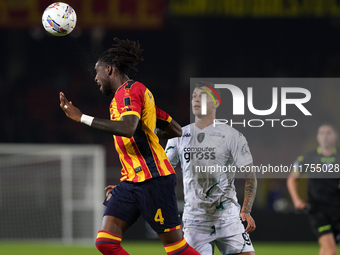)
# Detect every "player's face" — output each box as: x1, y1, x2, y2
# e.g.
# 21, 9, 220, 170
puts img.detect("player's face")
192, 87, 218, 117
94, 61, 112, 96
317, 125, 338, 148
